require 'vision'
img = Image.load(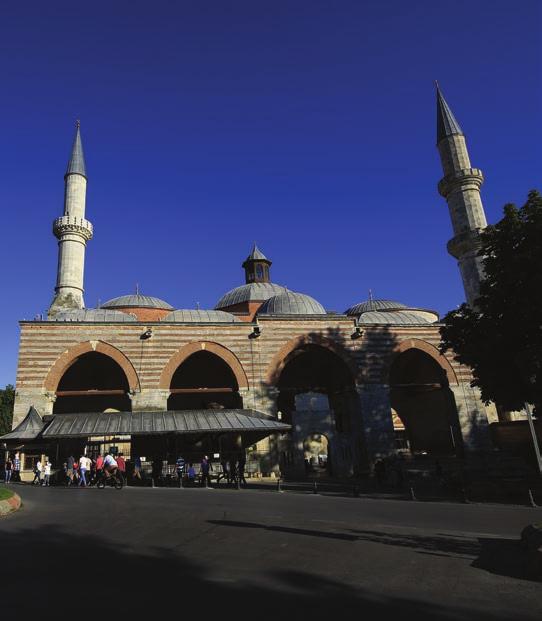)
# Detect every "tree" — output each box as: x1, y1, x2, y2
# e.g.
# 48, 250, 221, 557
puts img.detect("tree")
0, 384, 15, 435
440, 190, 542, 415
